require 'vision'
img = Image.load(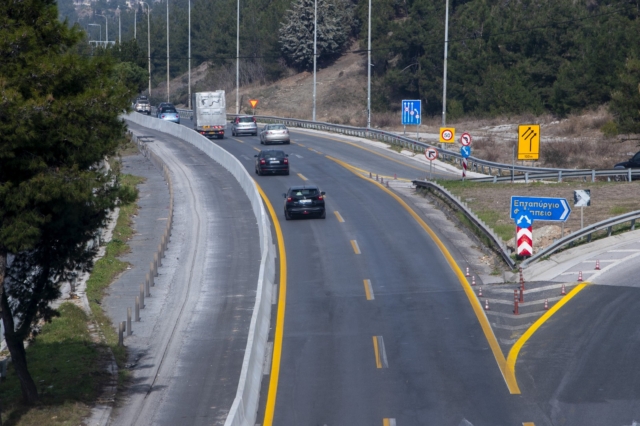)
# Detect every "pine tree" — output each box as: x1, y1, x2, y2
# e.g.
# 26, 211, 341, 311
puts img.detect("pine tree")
279, 0, 356, 70
0, 0, 131, 404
